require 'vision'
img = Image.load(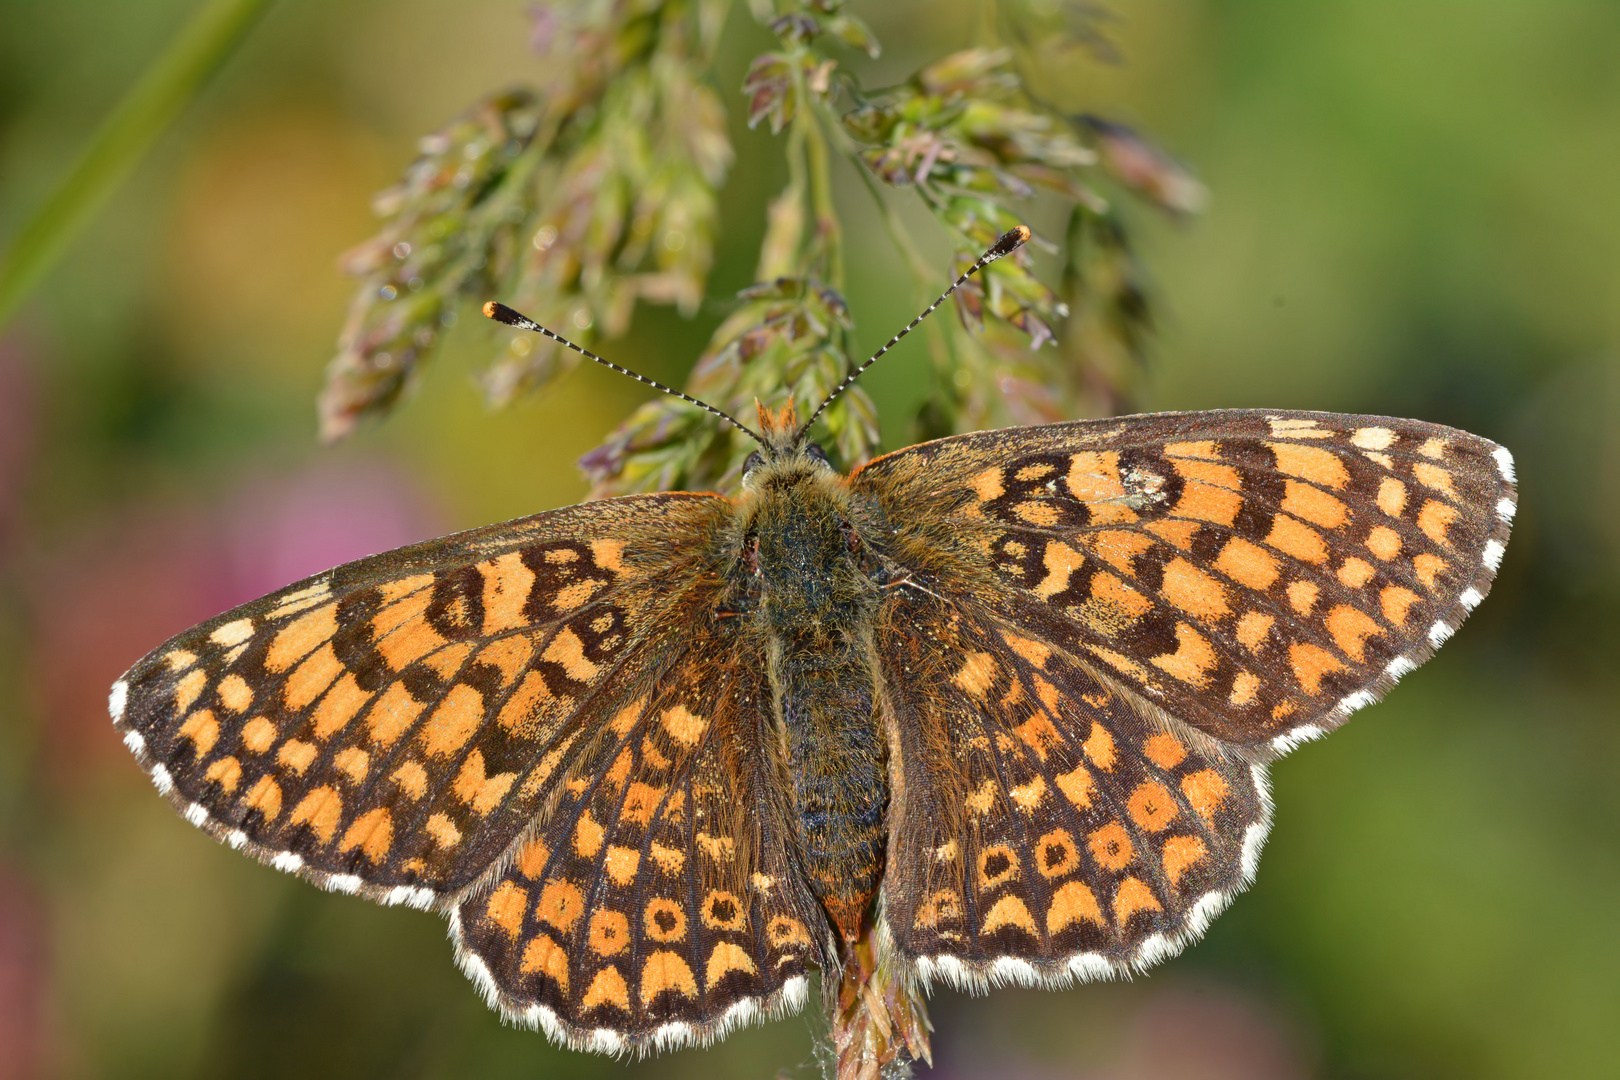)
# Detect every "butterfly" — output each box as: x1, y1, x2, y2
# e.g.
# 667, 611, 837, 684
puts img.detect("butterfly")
110, 226, 1516, 1066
